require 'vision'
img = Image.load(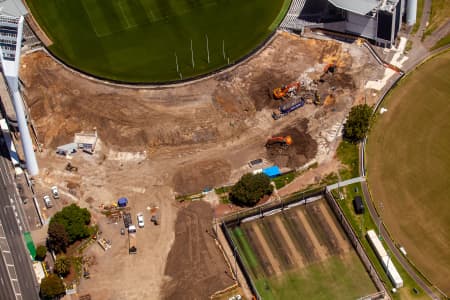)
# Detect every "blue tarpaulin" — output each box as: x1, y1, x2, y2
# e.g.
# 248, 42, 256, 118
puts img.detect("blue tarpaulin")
262, 166, 281, 178
118, 197, 128, 207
